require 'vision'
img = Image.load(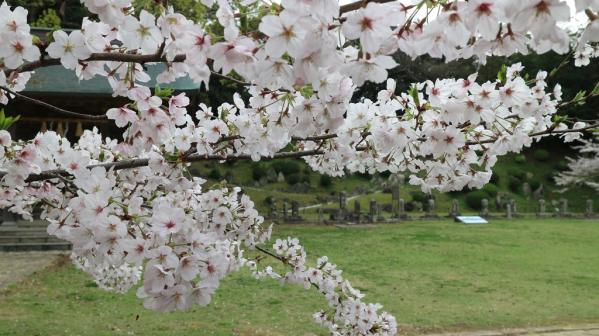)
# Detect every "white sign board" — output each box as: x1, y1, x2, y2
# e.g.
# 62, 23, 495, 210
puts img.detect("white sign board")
456, 216, 488, 224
